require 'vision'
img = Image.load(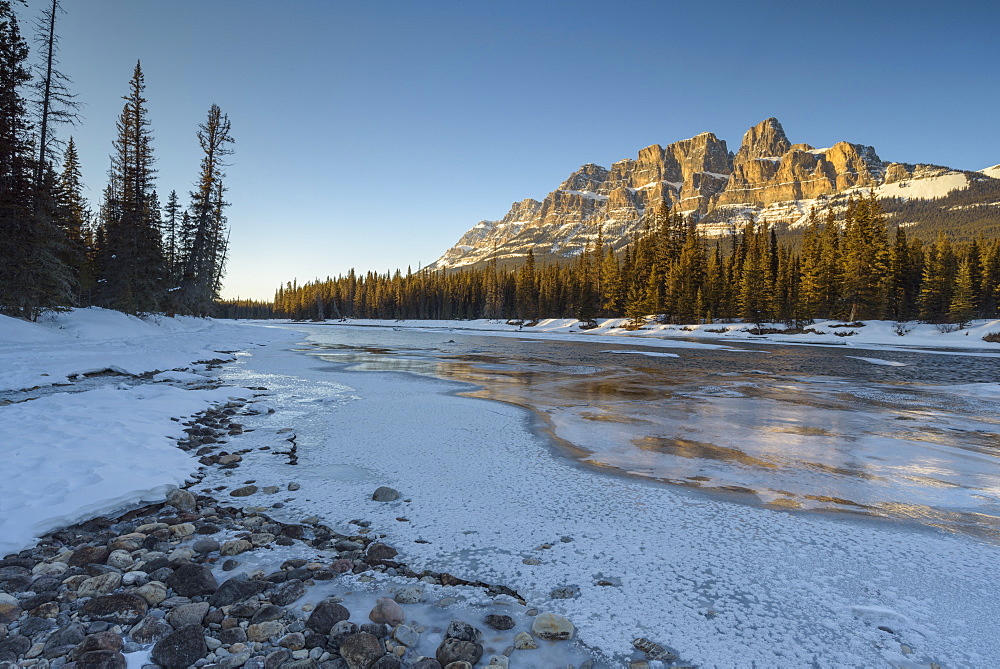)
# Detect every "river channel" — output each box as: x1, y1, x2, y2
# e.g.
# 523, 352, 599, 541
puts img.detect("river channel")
299, 323, 1000, 542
